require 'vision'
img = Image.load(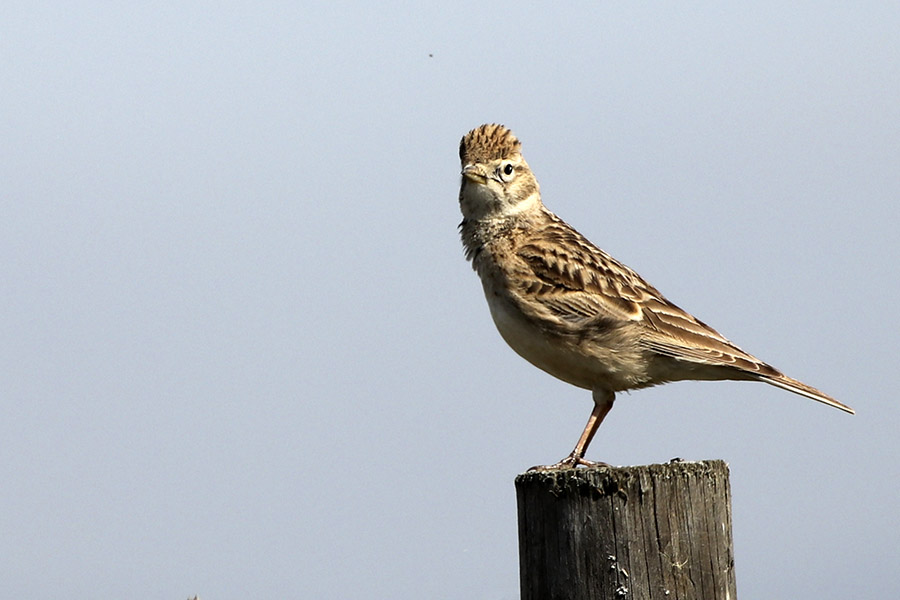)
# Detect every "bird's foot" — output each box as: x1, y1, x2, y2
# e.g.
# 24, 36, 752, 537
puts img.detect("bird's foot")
528, 452, 610, 471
